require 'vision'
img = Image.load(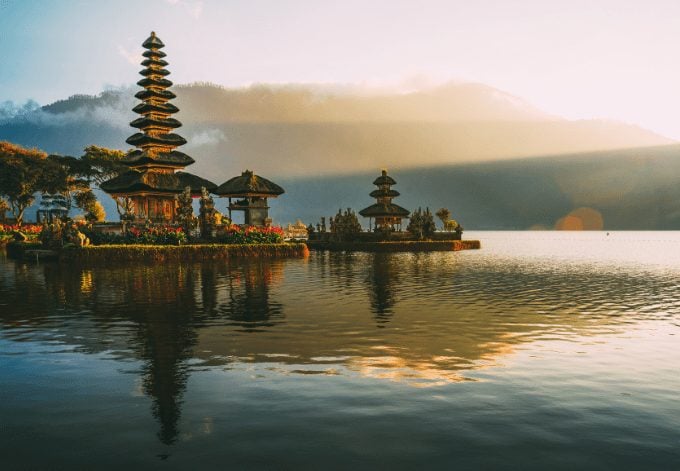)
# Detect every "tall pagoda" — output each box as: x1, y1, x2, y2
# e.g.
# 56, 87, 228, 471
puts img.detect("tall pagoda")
101, 32, 216, 223
359, 170, 410, 231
